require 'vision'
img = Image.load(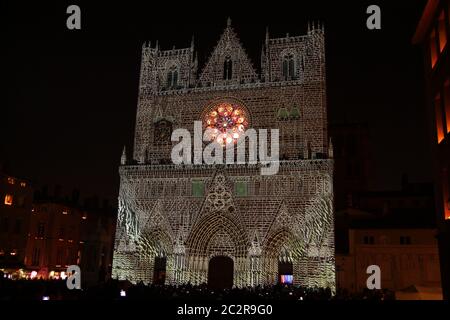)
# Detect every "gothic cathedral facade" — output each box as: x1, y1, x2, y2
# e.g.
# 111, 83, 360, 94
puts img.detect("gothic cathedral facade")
112, 19, 335, 289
